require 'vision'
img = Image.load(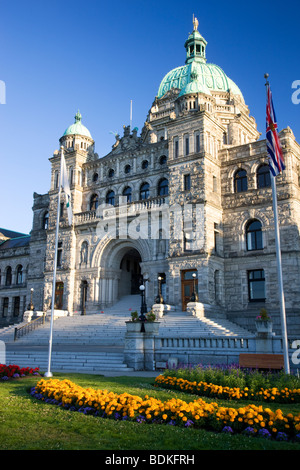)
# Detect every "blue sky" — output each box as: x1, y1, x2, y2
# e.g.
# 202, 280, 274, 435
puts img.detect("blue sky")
1, 0, 299, 234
